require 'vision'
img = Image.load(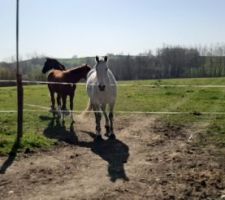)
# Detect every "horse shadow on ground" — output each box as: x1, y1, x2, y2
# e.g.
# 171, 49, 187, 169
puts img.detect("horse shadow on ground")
41, 116, 129, 182
41, 116, 78, 145
78, 130, 130, 182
